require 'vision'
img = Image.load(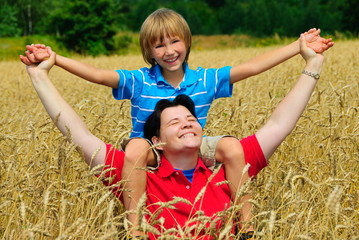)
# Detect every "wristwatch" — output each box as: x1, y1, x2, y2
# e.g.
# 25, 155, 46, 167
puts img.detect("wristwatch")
302, 70, 320, 80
